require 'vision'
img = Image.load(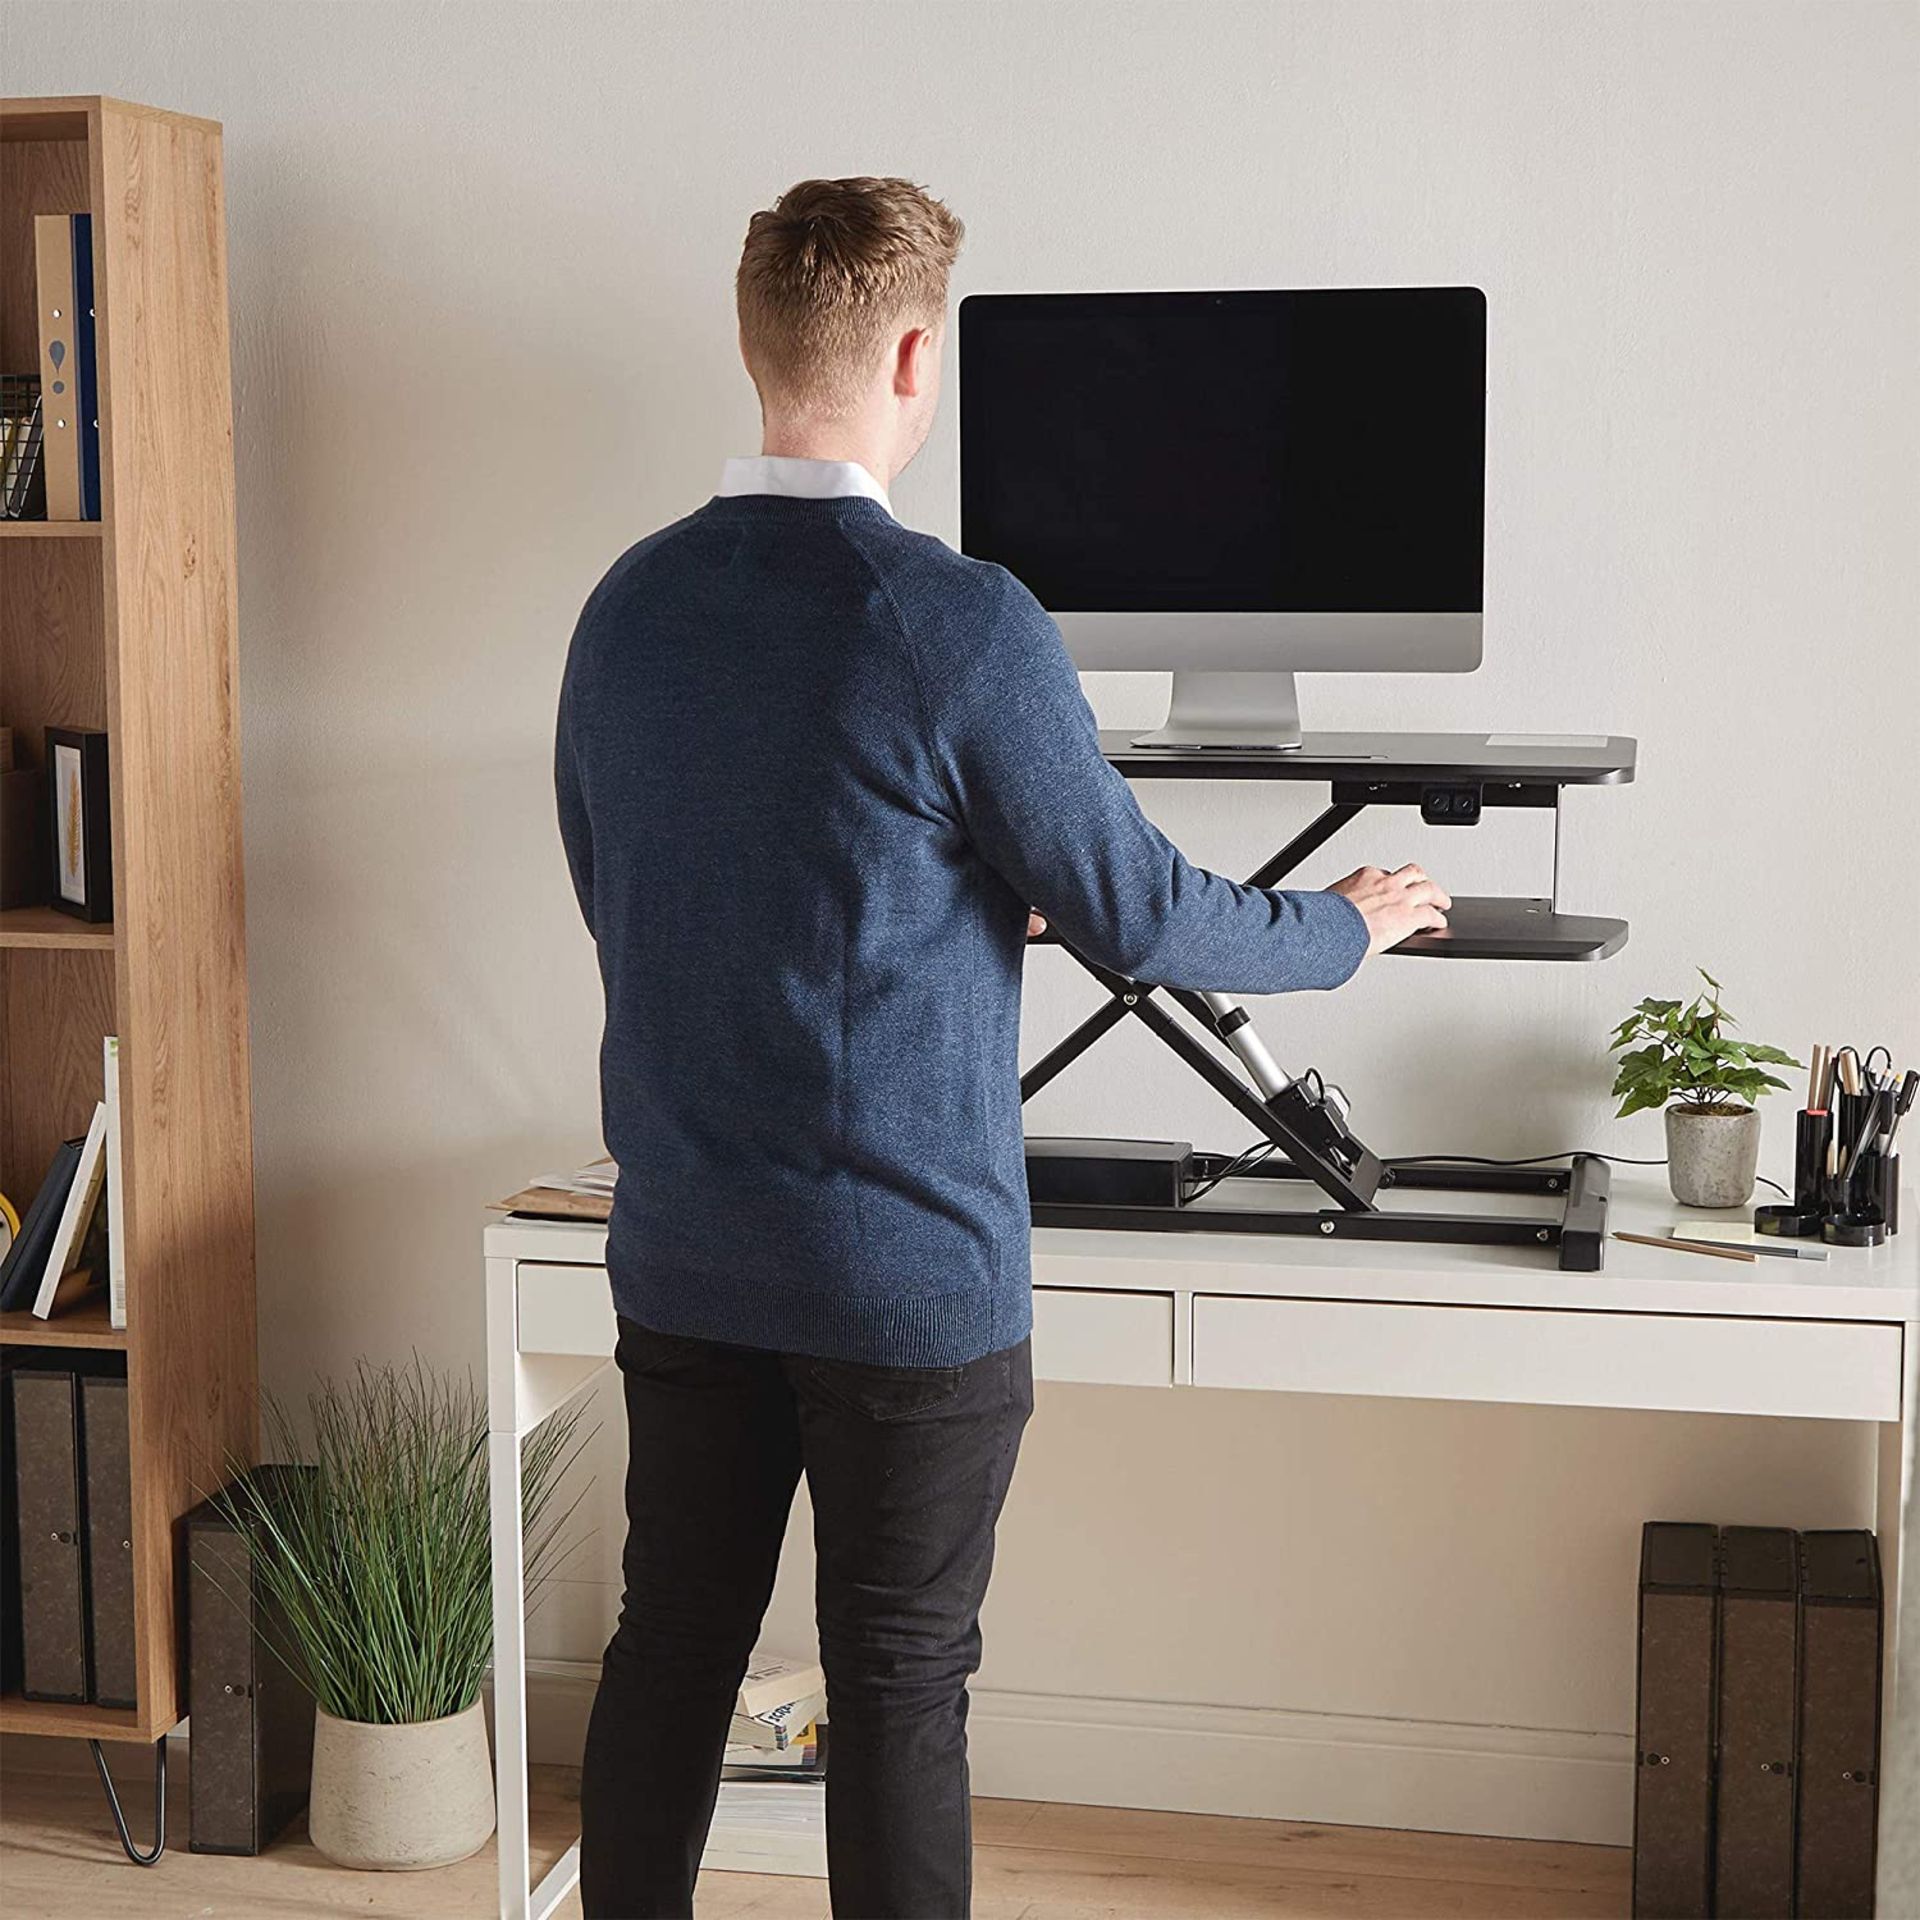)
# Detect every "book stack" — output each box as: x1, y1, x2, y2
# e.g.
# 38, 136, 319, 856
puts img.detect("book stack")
705, 1654, 829, 1878
0, 1038, 127, 1328
728, 1652, 826, 1758
0, 1353, 135, 1706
